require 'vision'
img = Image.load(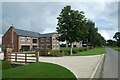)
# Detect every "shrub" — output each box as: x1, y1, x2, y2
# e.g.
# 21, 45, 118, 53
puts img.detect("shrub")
50, 50, 63, 57
39, 49, 50, 56
61, 48, 70, 56
61, 48, 86, 55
